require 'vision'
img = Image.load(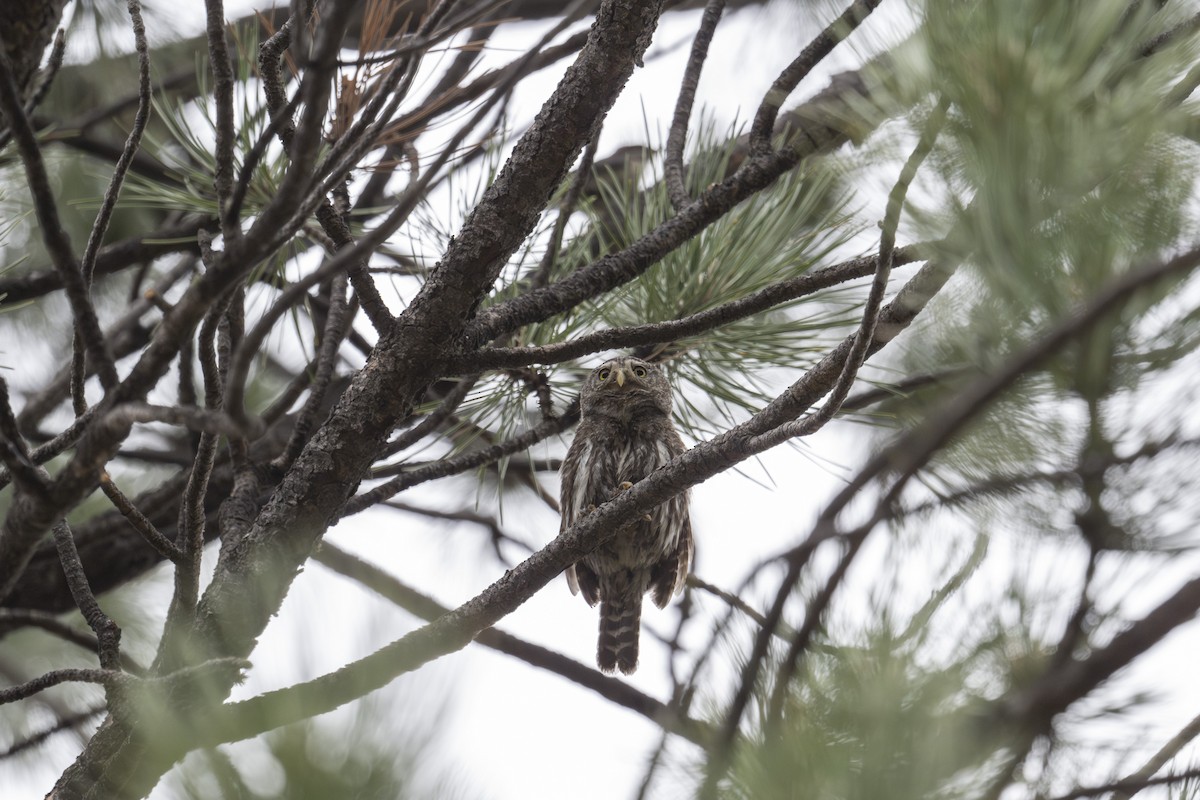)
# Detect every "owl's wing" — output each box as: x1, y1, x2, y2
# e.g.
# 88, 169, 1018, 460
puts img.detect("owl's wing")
560, 432, 600, 604
649, 511, 692, 609
567, 561, 600, 606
